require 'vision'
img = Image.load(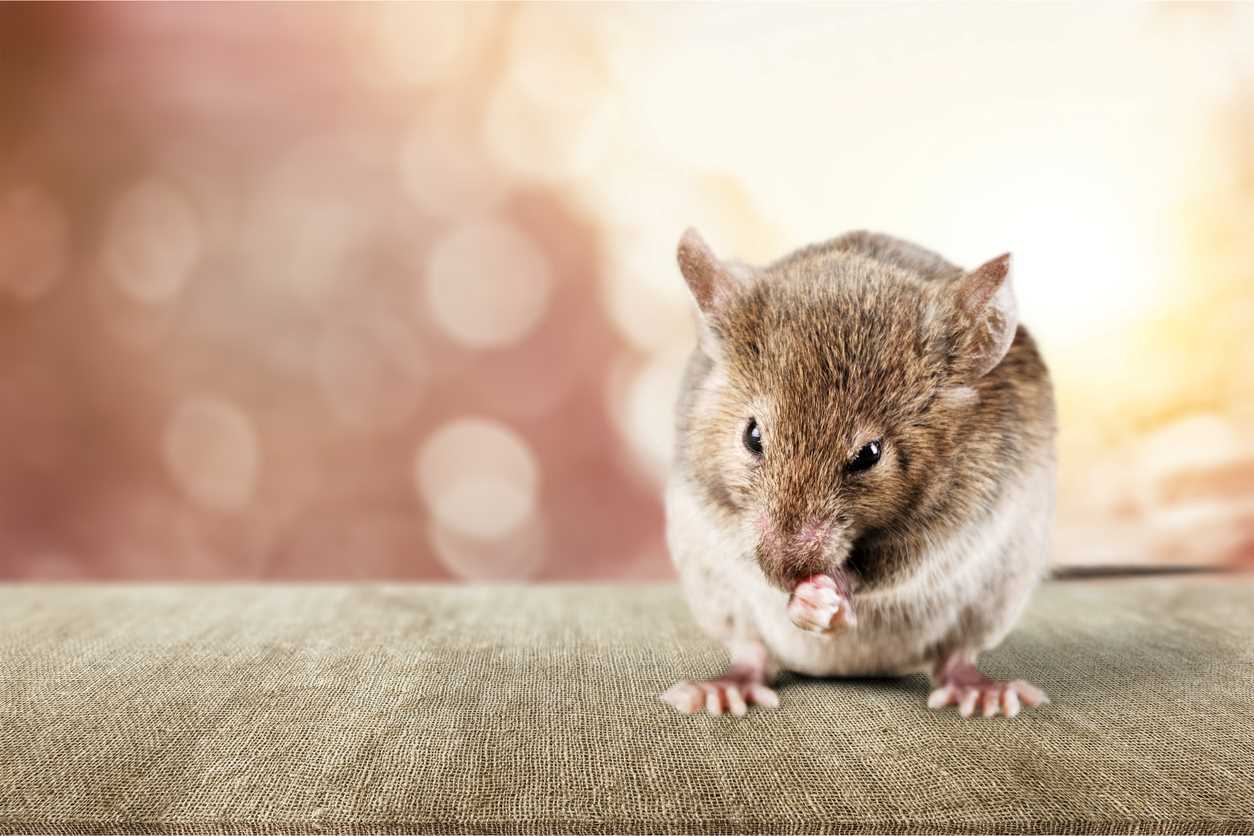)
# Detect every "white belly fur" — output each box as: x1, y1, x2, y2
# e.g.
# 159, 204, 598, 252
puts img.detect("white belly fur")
665, 464, 1053, 678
